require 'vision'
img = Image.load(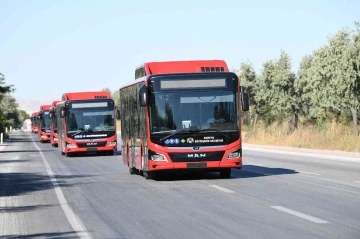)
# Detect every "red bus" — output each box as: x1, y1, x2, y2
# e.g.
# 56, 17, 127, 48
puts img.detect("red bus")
37, 105, 52, 143
56, 91, 118, 157
49, 100, 61, 147
118, 60, 249, 179
31, 112, 39, 133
